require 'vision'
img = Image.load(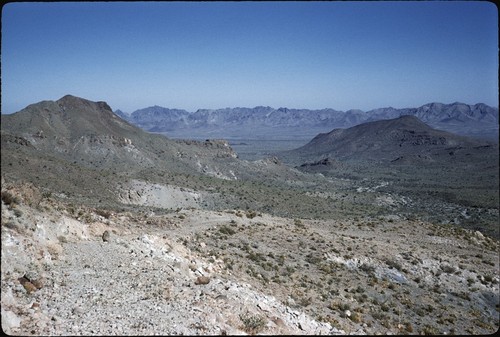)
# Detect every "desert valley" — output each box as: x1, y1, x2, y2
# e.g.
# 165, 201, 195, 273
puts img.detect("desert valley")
1, 95, 499, 335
